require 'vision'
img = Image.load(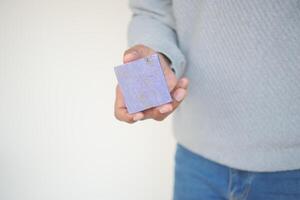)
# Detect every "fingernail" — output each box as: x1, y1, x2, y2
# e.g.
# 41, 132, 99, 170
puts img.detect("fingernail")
133, 113, 143, 121
124, 51, 138, 62
178, 78, 187, 88
174, 90, 186, 102
159, 105, 172, 114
